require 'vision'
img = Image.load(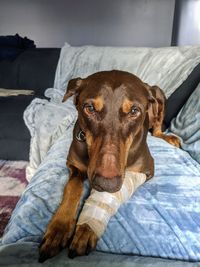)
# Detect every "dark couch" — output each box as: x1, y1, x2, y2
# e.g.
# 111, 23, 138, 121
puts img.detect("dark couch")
0, 48, 60, 160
